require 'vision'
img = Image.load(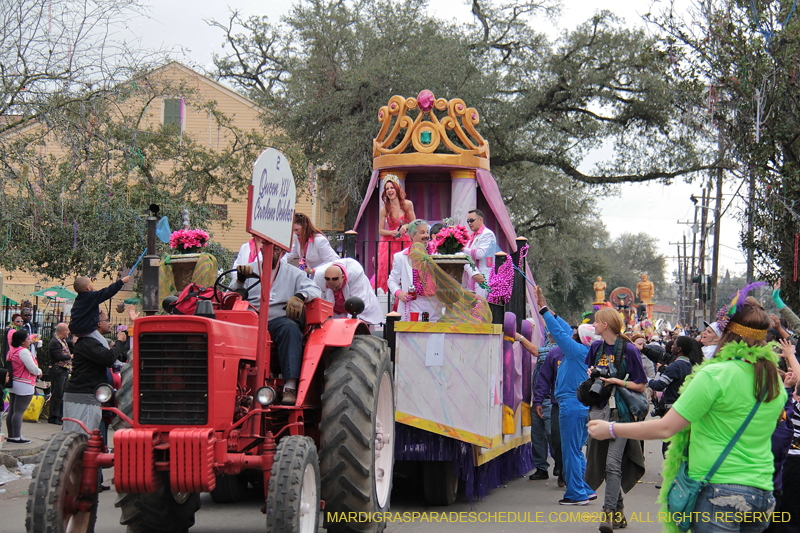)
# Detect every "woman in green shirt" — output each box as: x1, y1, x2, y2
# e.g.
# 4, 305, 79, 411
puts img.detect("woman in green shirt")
589, 296, 786, 533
